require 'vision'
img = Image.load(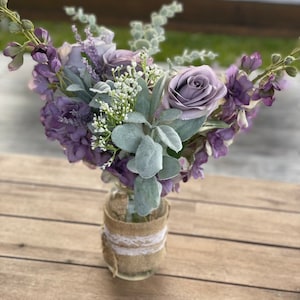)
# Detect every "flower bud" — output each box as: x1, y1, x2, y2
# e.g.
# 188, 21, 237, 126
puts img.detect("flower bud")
285, 66, 298, 77
8, 21, 22, 33
284, 55, 295, 65
22, 19, 34, 31
271, 53, 281, 64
